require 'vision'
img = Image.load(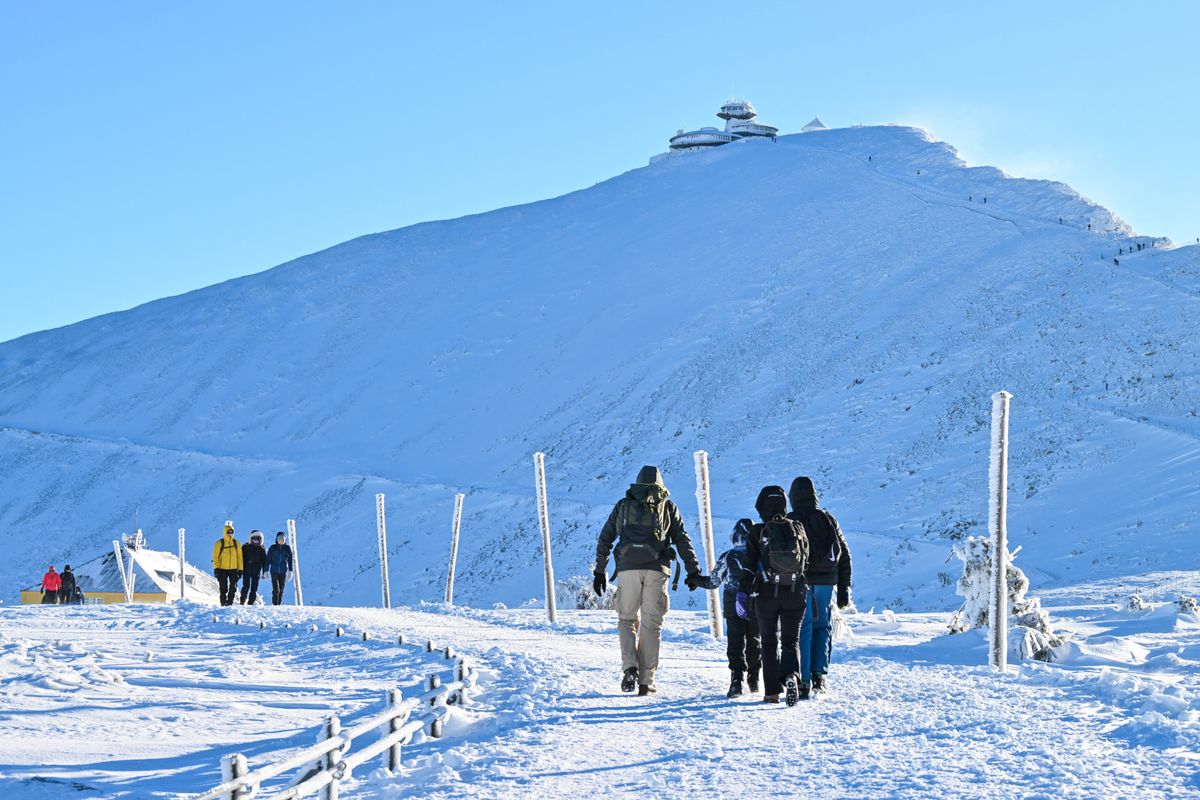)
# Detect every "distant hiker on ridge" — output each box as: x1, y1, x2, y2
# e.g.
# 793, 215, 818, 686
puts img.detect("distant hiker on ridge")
788, 477, 852, 696
594, 465, 704, 696
212, 523, 243, 606
240, 531, 268, 605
